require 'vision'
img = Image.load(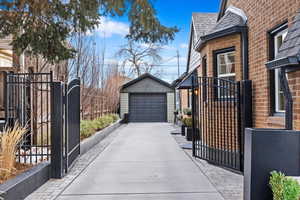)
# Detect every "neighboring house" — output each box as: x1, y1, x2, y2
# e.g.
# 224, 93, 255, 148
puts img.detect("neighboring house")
120, 73, 175, 123
176, 0, 300, 171
175, 13, 218, 111
0, 36, 67, 139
